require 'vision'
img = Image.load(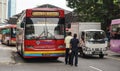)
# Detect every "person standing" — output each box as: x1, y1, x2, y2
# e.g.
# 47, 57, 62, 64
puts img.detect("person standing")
70, 33, 79, 67
64, 32, 73, 65
106, 28, 110, 47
